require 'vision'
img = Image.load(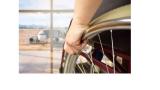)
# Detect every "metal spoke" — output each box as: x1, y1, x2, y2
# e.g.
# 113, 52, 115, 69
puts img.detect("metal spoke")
110, 30, 116, 73
88, 52, 99, 73
79, 57, 86, 73
77, 64, 85, 73
98, 34, 109, 73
